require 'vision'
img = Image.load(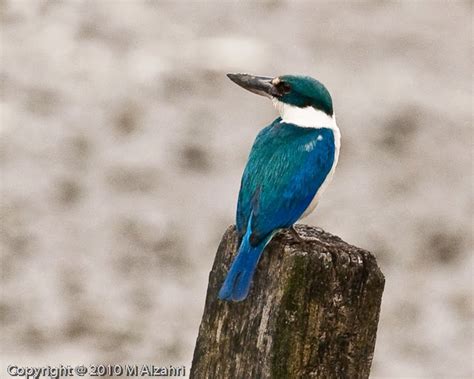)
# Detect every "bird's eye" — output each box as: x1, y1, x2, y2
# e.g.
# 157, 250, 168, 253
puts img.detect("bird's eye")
275, 81, 291, 96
